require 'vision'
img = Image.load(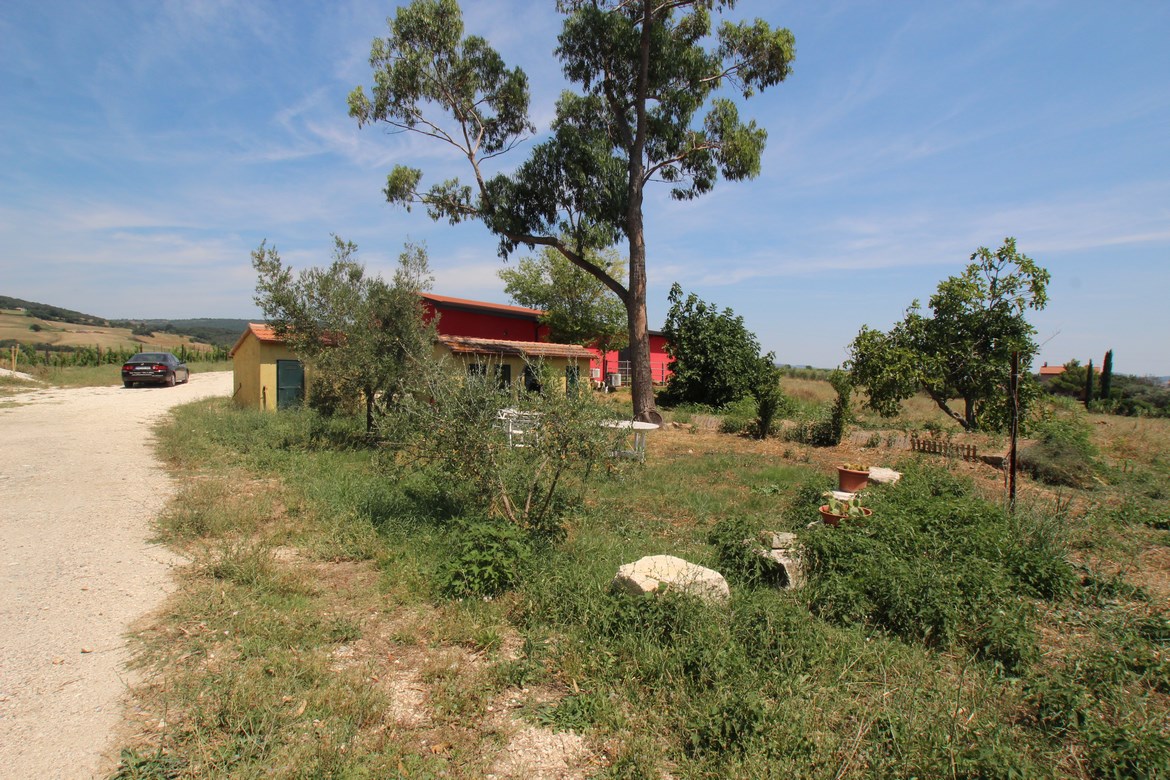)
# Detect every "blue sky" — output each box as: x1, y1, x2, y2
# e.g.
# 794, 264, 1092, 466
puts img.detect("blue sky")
2, 1, 1167, 375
